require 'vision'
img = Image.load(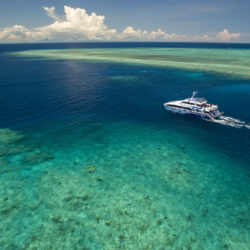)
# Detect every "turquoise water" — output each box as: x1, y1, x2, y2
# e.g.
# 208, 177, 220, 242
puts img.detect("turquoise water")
0, 43, 250, 249
11, 47, 250, 78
